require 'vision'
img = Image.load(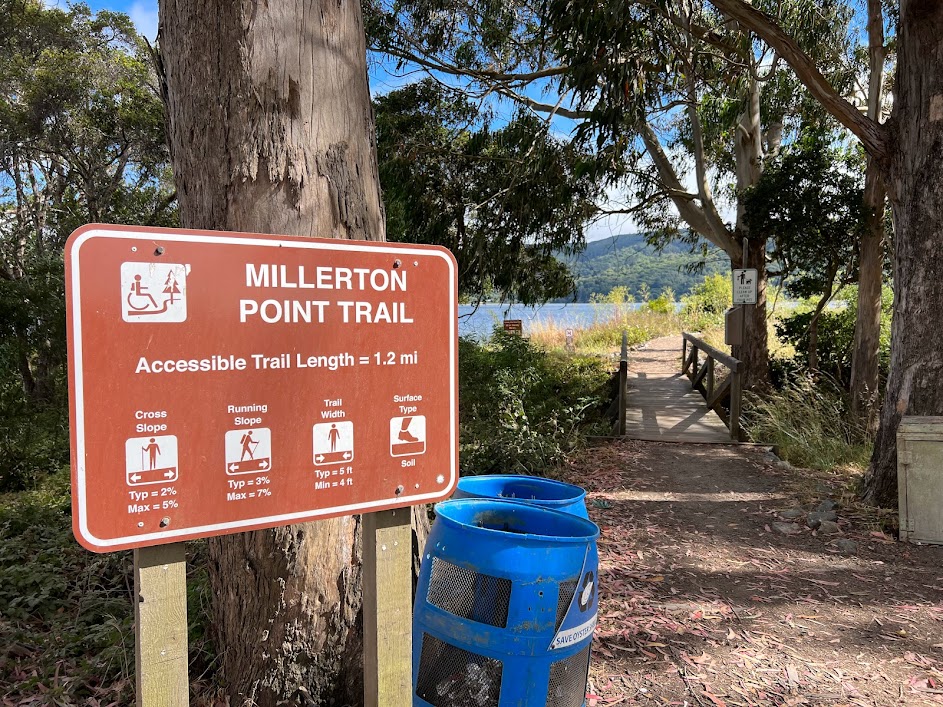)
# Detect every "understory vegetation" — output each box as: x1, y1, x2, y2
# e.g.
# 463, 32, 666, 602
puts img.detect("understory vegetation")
750, 287, 893, 475
0, 474, 216, 704
1, 326, 617, 702
459, 331, 612, 475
